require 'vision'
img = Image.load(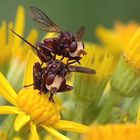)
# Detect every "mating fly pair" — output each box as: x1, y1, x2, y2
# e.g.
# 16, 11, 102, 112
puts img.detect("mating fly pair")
10, 7, 95, 102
